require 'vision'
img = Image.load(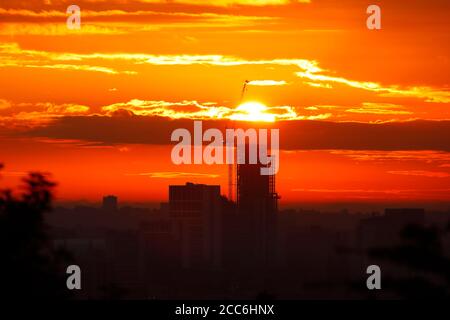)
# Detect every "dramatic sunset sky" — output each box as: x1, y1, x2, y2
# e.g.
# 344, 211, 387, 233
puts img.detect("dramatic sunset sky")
1, 0, 449, 208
